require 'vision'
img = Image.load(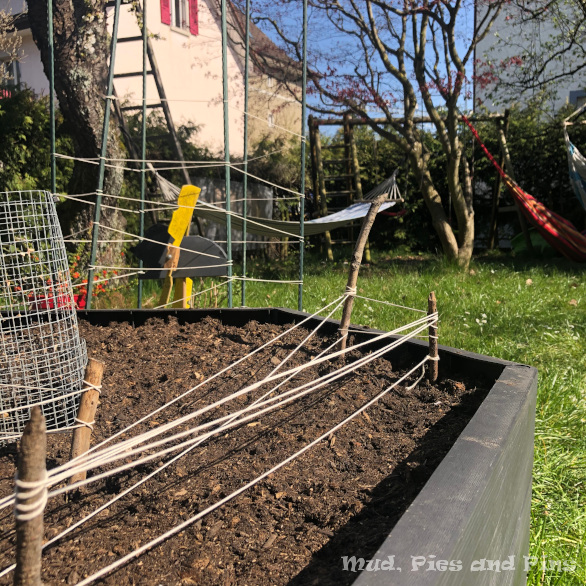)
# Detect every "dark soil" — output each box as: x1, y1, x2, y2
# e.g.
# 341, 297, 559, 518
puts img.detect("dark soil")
0, 316, 492, 585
